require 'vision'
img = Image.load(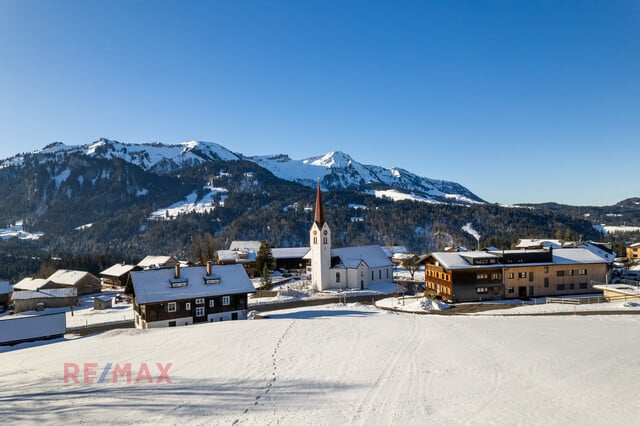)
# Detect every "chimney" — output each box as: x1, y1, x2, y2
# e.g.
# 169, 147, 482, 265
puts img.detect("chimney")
206, 261, 212, 276
175, 263, 180, 279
